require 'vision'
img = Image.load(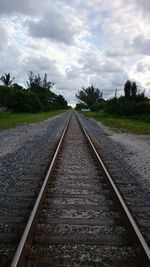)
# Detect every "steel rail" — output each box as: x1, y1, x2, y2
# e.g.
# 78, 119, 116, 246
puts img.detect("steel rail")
75, 111, 150, 266
10, 111, 73, 267
10, 110, 150, 266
